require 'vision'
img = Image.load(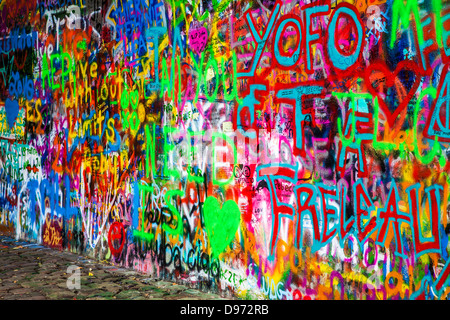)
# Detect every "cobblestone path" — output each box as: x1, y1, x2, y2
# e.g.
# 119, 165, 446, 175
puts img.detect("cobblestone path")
0, 235, 229, 300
